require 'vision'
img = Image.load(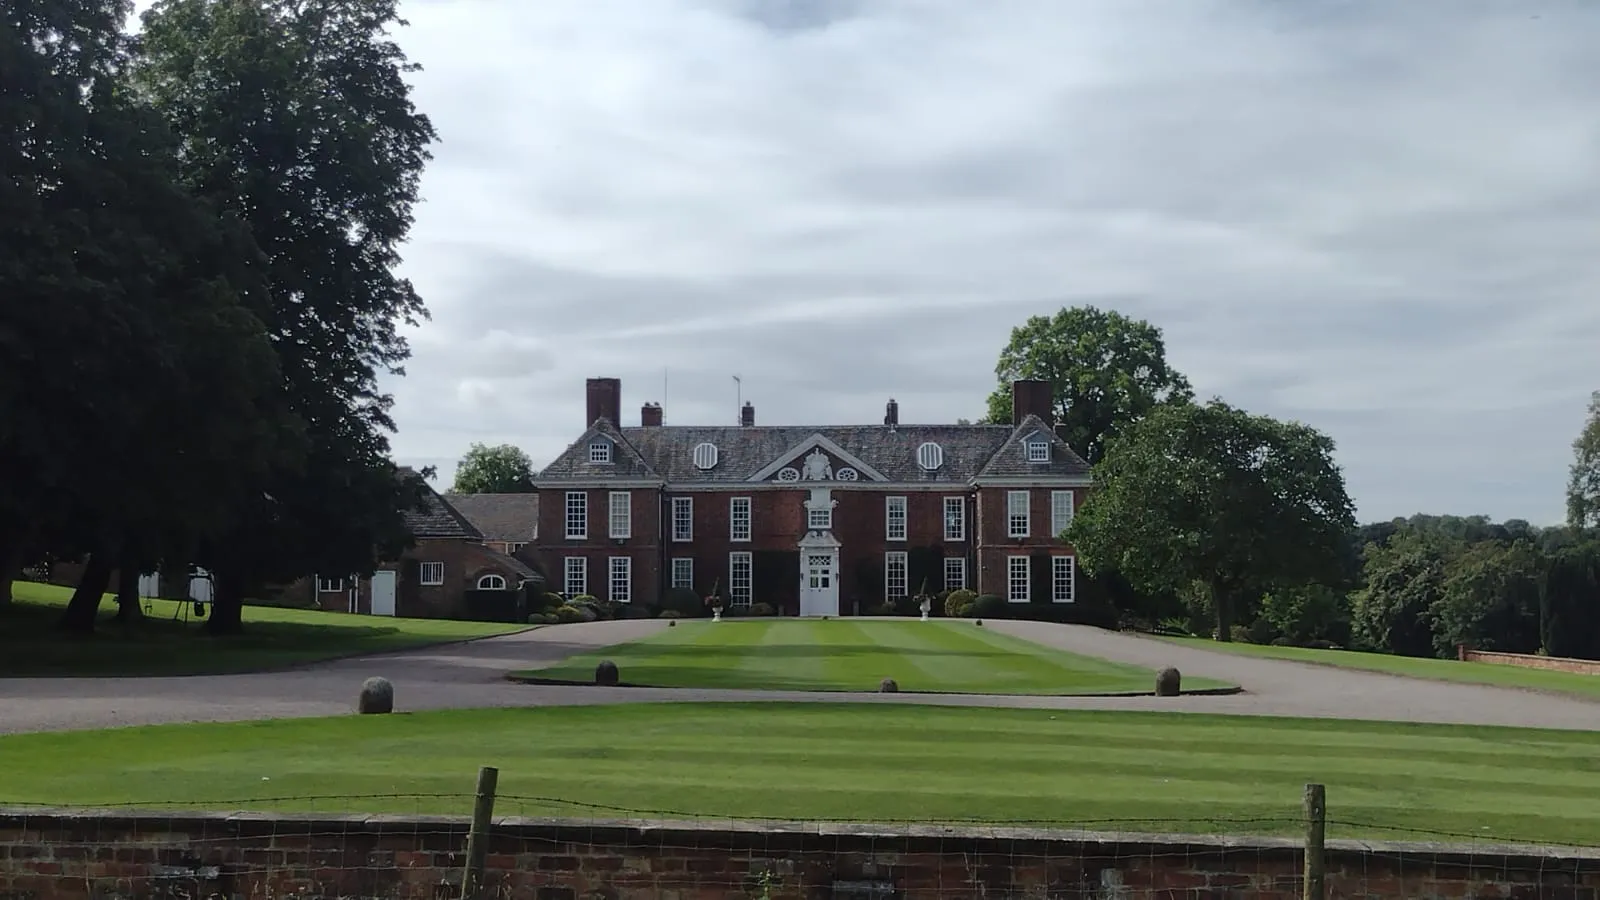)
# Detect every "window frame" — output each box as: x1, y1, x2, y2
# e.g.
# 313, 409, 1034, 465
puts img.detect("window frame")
943, 496, 966, 542
1051, 490, 1075, 537
1007, 555, 1030, 603
1006, 490, 1030, 538
670, 557, 694, 589
729, 551, 753, 607
316, 576, 343, 593
563, 557, 587, 596
884, 551, 908, 598
885, 496, 907, 542
1025, 439, 1049, 462
565, 491, 588, 540
609, 556, 632, 603
943, 557, 967, 591
589, 440, 612, 464
419, 561, 445, 586
729, 496, 752, 542
671, 496, 694, 542
807, 505, 832, 530
608, 491, 632, 539
476, 573, 507, 590
1052, 556, 1076, 604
